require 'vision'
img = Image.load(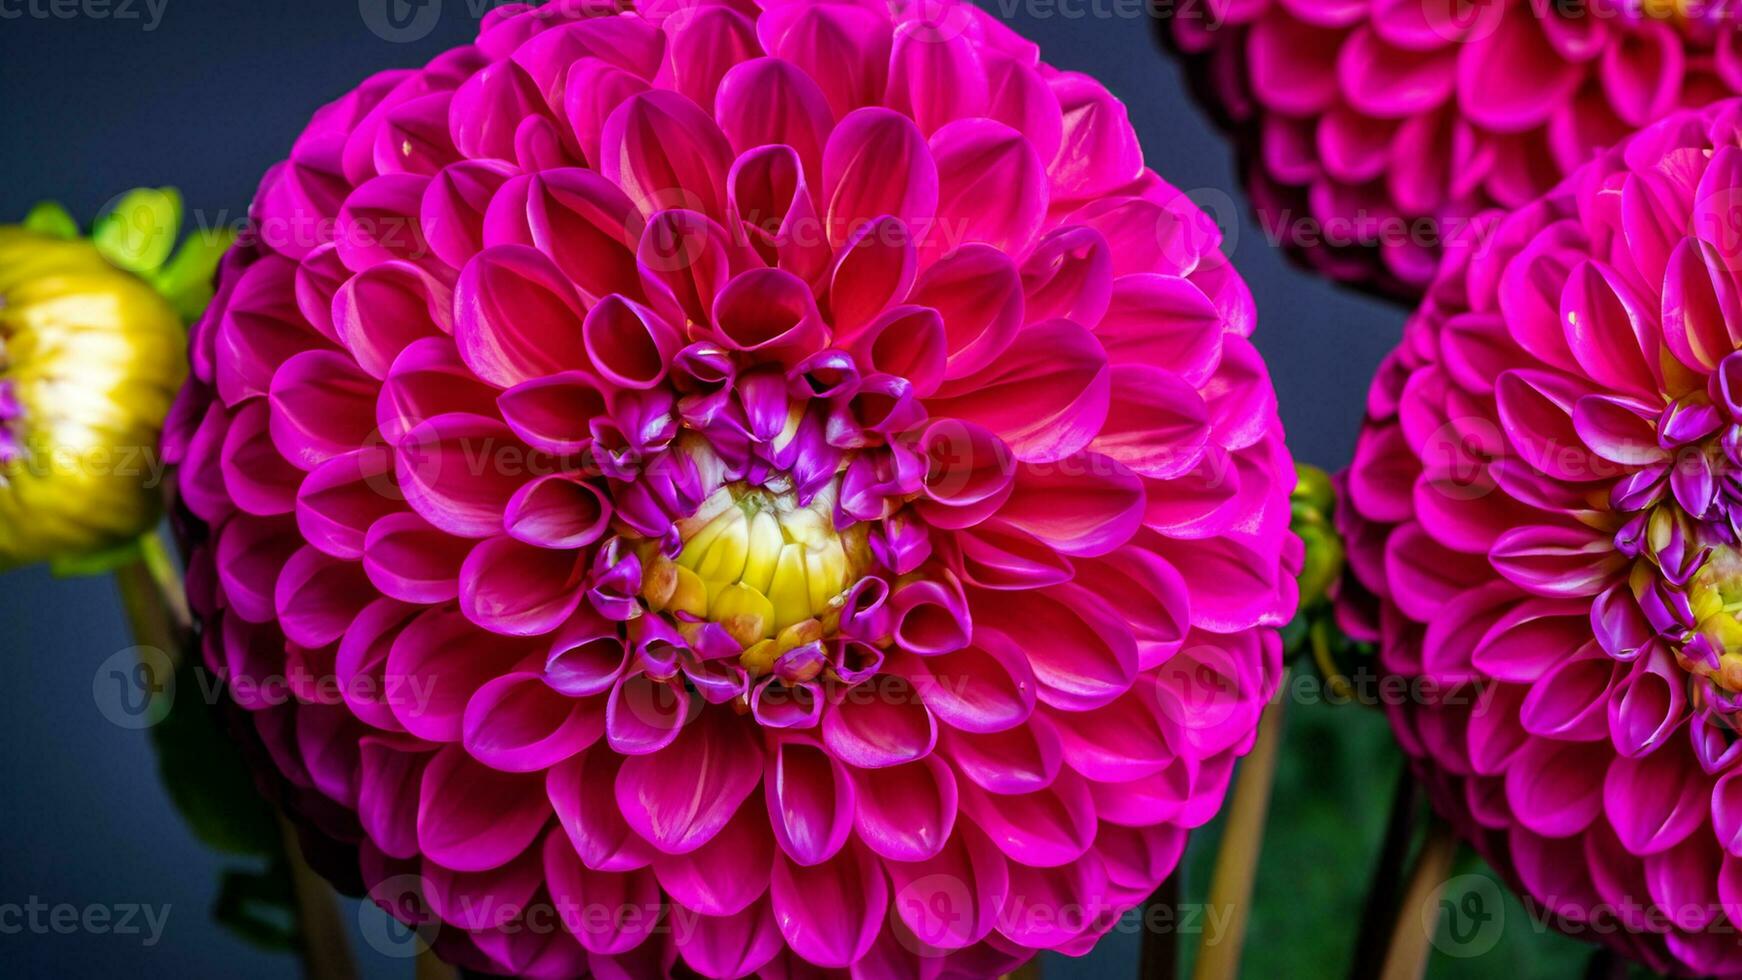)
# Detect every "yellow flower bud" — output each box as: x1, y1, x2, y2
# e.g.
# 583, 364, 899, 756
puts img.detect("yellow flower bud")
0, 226, 185, 568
